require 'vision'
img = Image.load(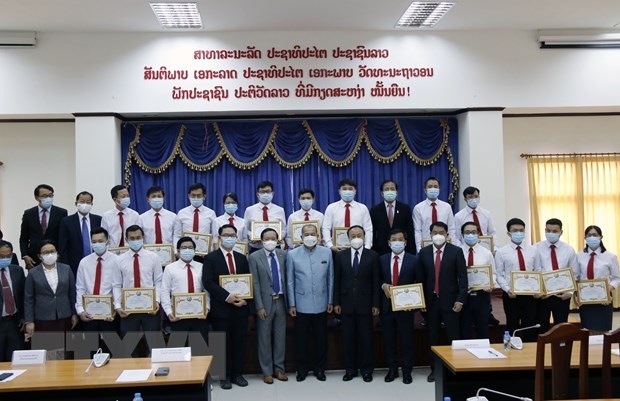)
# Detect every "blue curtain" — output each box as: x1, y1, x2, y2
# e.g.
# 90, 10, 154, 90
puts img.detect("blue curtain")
121, 117, 459, 217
